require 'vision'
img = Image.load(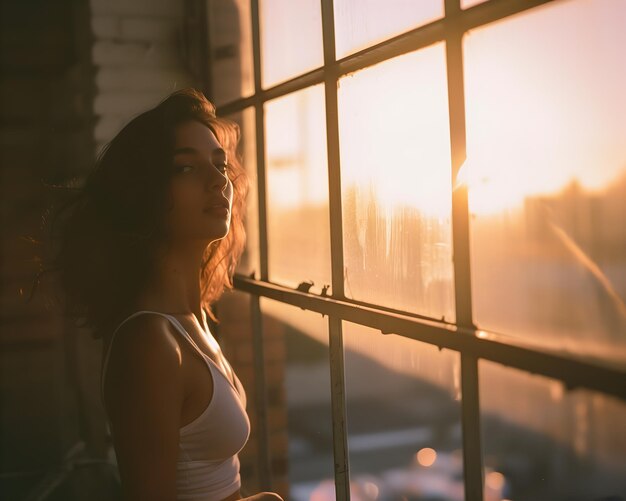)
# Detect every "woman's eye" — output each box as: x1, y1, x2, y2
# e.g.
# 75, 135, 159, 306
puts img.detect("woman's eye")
173, 163, 228, 176
174, 165, 194, 174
